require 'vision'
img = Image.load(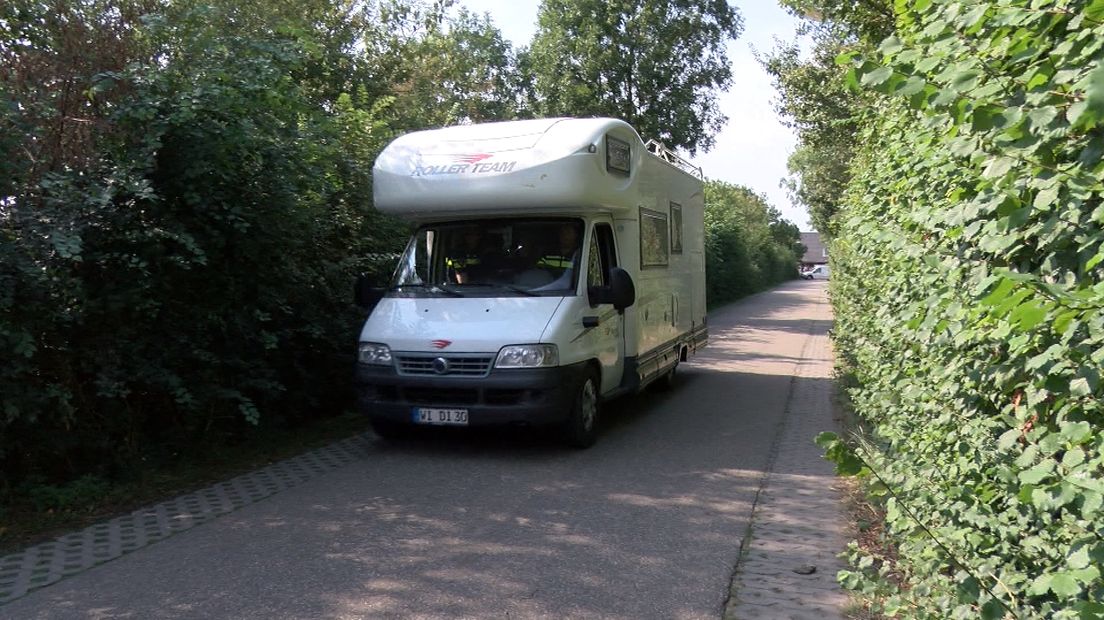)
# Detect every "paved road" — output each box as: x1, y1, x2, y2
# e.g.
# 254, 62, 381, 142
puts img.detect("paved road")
1, 281, 835, 619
